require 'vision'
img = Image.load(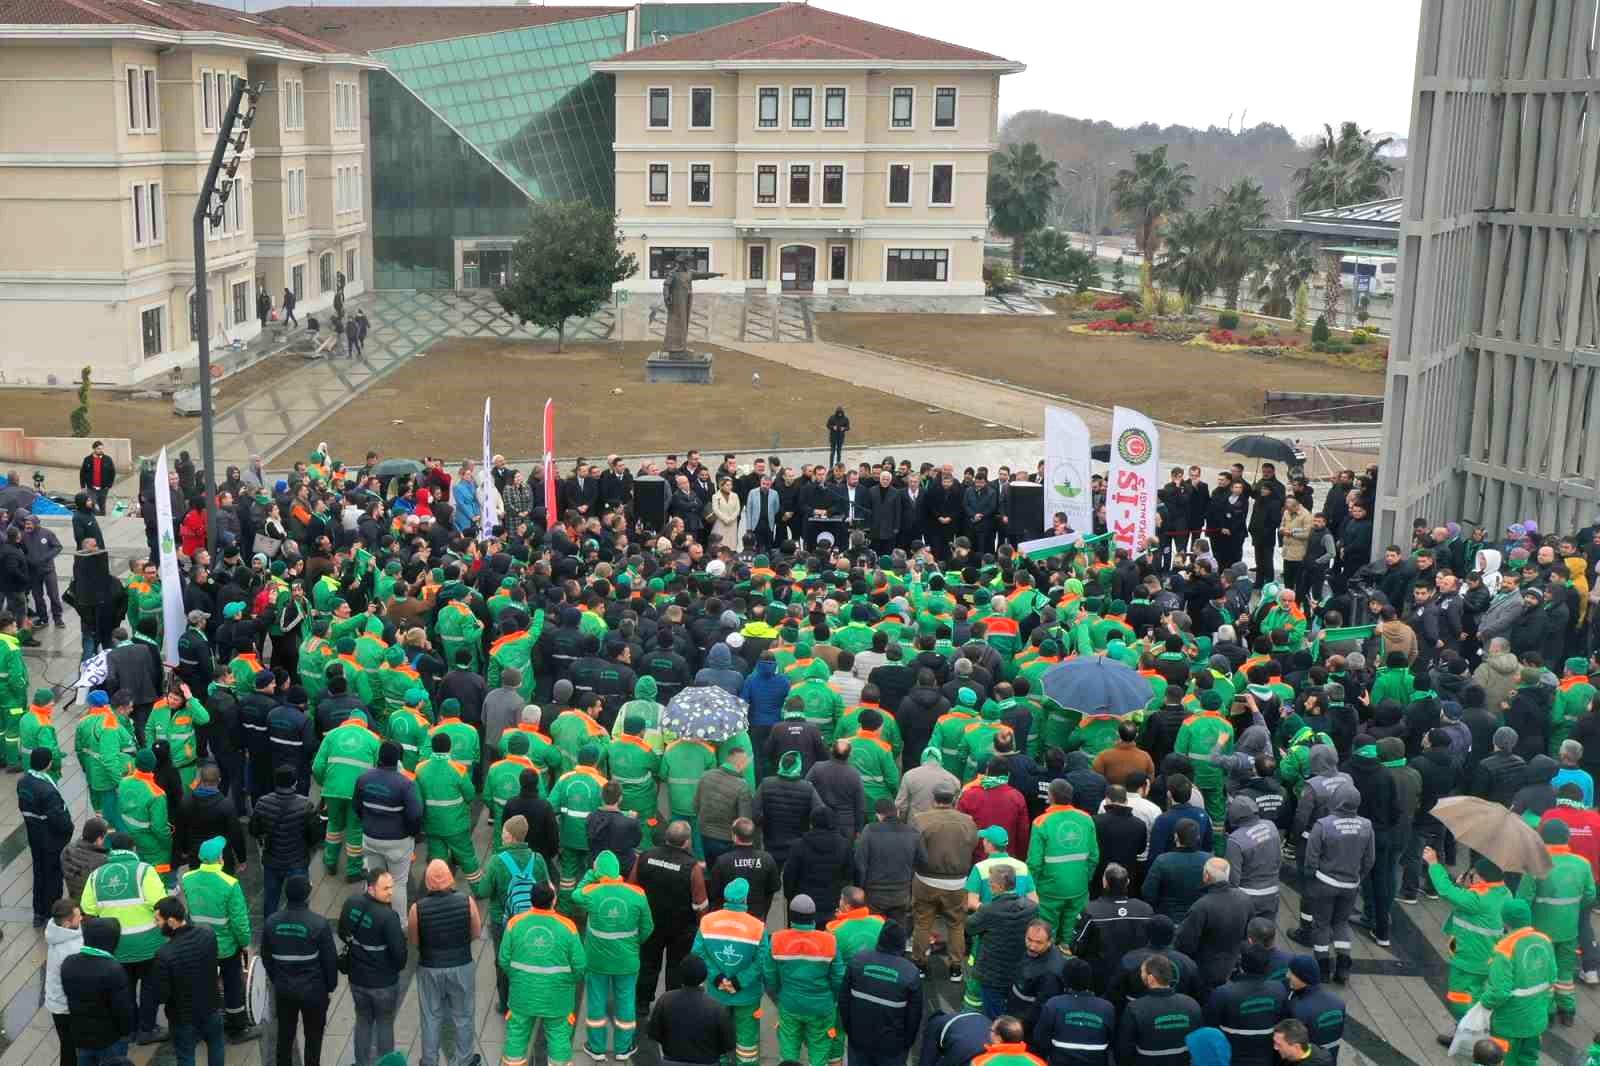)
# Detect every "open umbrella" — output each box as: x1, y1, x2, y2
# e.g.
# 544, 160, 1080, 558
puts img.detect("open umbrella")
1222, 434, 1299, 465
372, 458, 425, 478
663, 684, 748, 743
1039, 656, 1153, 716
1429, 796, 1553, 876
